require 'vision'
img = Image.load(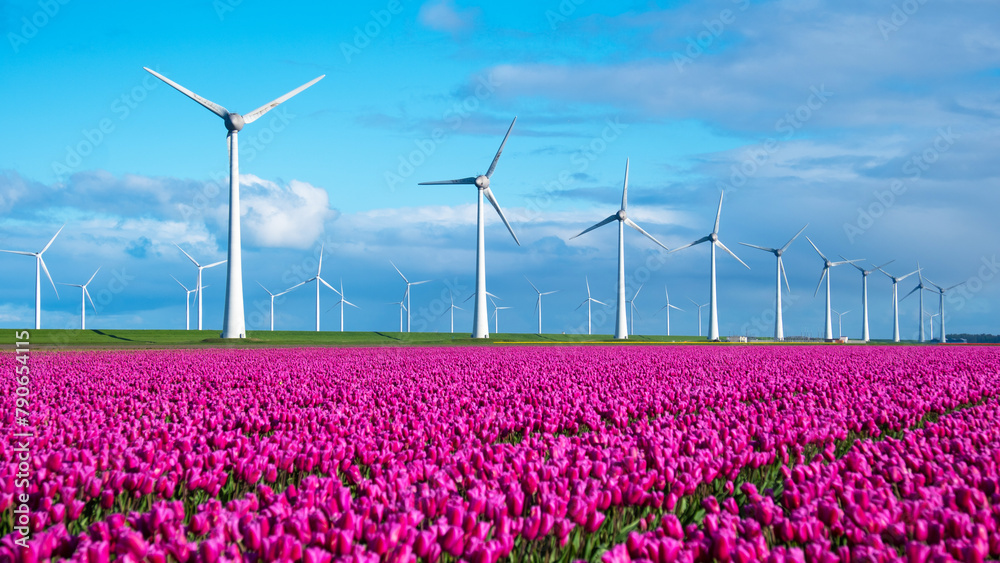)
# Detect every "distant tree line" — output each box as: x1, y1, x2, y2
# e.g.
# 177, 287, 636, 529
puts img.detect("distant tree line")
946, 334, 1000, 343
